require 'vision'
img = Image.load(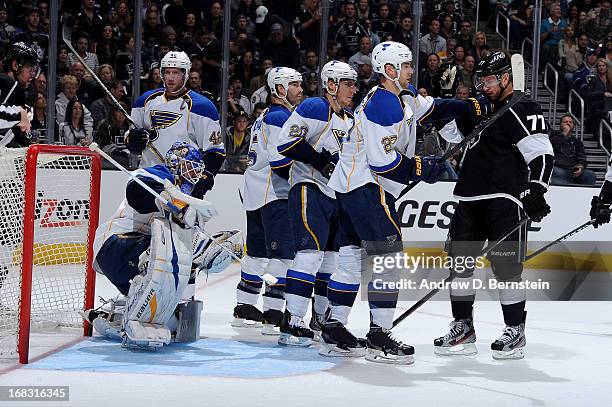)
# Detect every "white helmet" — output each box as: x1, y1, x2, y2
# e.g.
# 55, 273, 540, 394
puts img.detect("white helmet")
267, 67, 302, 105
160, 51, 192, 90
371, 41, 412, 89
321, 60, 357, 95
